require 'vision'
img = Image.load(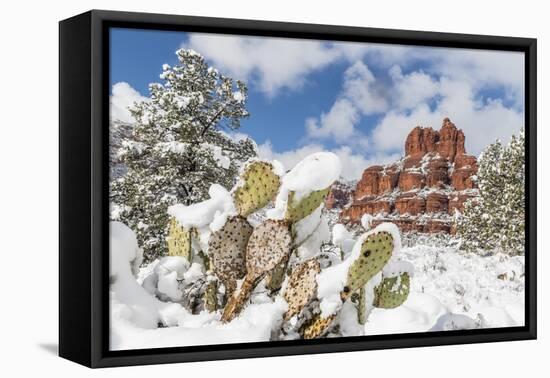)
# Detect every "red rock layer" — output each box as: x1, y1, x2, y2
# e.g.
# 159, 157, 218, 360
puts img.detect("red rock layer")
338, 118, 479, 234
